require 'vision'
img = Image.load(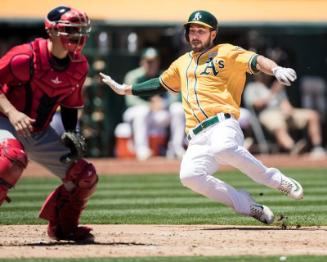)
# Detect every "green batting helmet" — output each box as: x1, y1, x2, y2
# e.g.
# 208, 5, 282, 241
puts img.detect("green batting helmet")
184, 10, 218, 42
